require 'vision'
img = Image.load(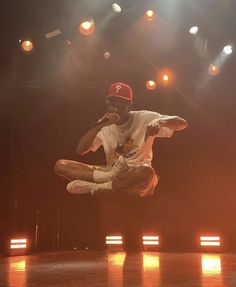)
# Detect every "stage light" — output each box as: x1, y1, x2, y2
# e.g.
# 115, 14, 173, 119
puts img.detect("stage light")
189, 26, 199, 35
200, 236, 221, 246
146, 80, 157, 90
223, 45, 233, 55
208, 64, 220, 76
19, 40, 34, 54
104, 51, 111, 59
145, 10, 155, 21
112, 3, 122, 13
10, 238, 28, 256
159, 70, 173, 86
142, 235, 160, 245
79, 20, 95, 36
106, 235, 123, 245
163, 75, 169, 81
